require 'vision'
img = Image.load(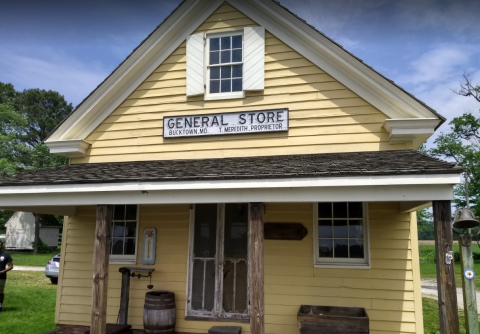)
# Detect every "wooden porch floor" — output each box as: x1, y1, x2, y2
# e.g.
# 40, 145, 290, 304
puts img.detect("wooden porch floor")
46, 325, 201, 334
